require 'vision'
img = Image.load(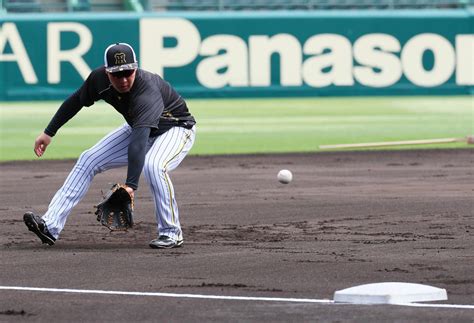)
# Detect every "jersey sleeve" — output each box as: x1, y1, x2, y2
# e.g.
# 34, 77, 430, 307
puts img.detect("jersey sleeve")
44, 70, 102, 136
125, 127, 151, 190
44, 90, 83, 136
